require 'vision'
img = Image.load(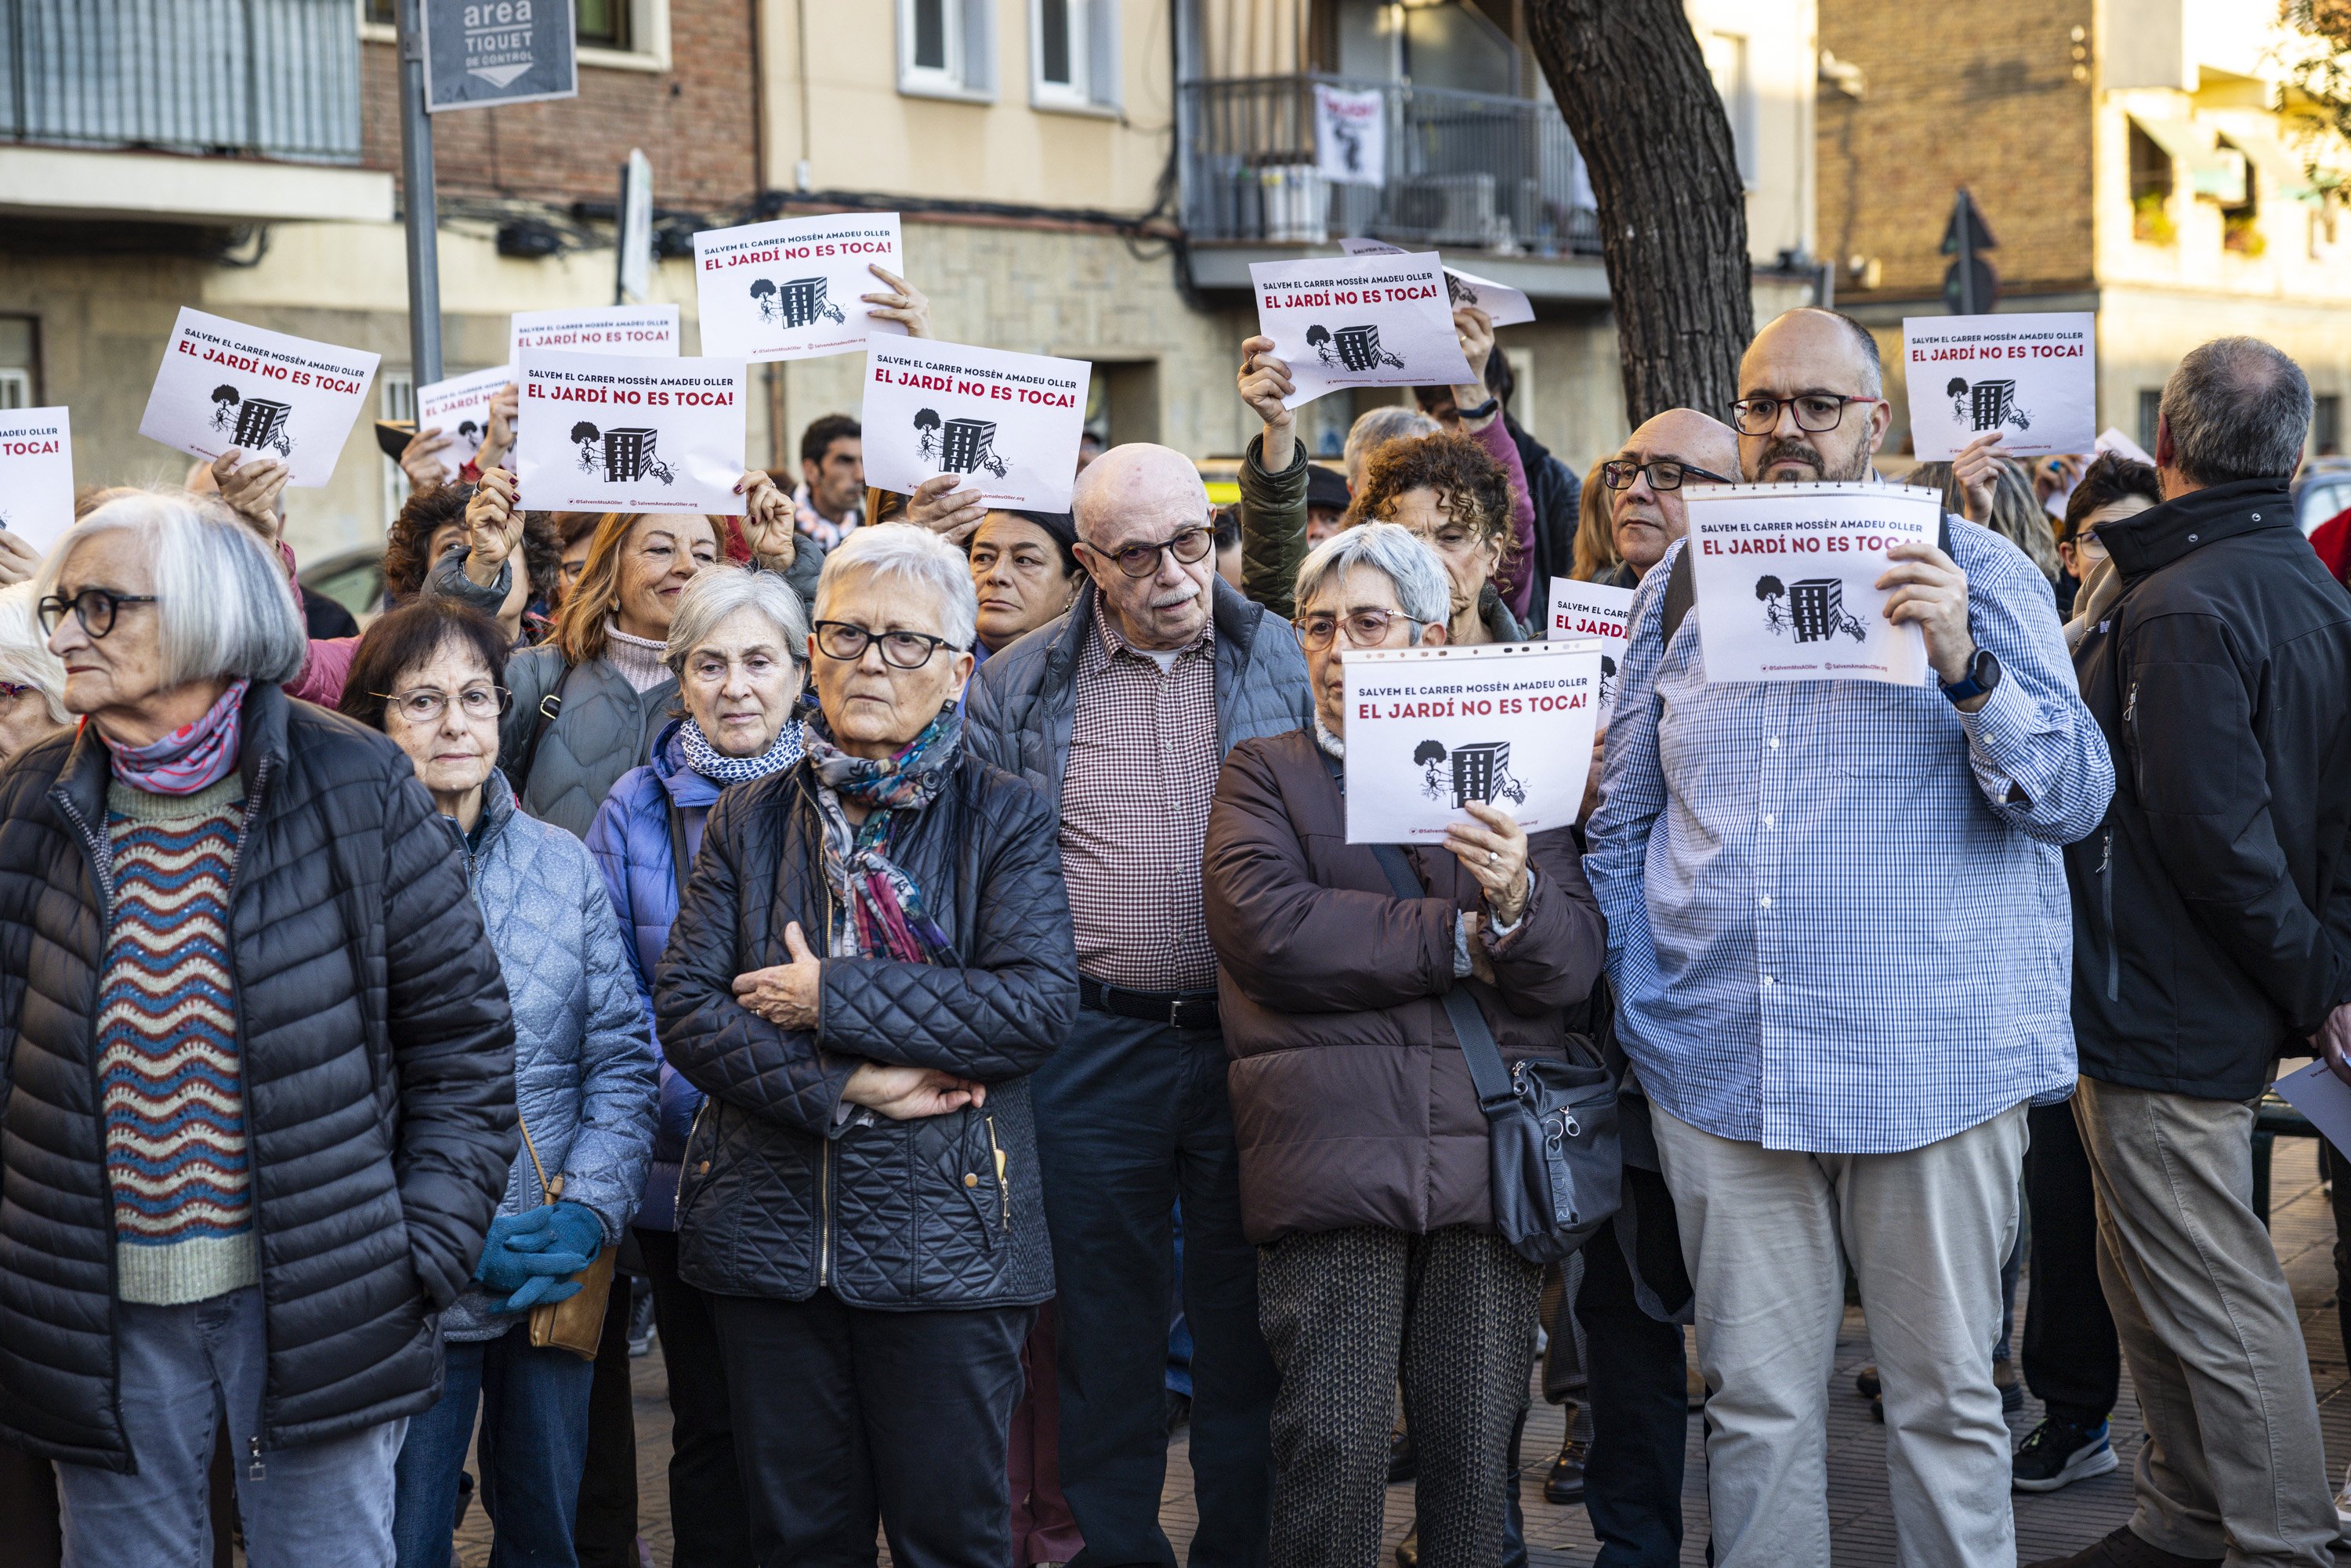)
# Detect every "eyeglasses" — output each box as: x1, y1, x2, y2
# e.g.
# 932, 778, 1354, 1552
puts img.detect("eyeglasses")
1600, 459, 1737, 491
1295, 608, 1422, 651
1089, 527, 1215, 578
38, 587, 159, 639
375, 686, 513, 725
812, 621, 965, 669
560, 558, 589, 585
1728, 393, 1885, 436
0, 681, 31, 701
